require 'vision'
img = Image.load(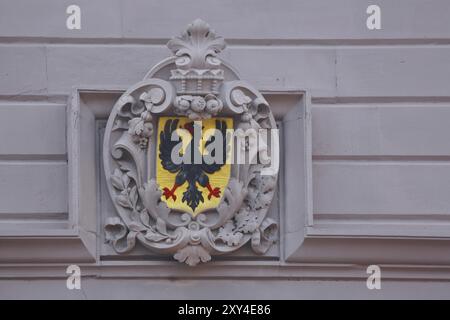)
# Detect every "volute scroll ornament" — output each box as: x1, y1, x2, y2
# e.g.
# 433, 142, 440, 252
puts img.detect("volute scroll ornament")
103, 19, 279, 266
